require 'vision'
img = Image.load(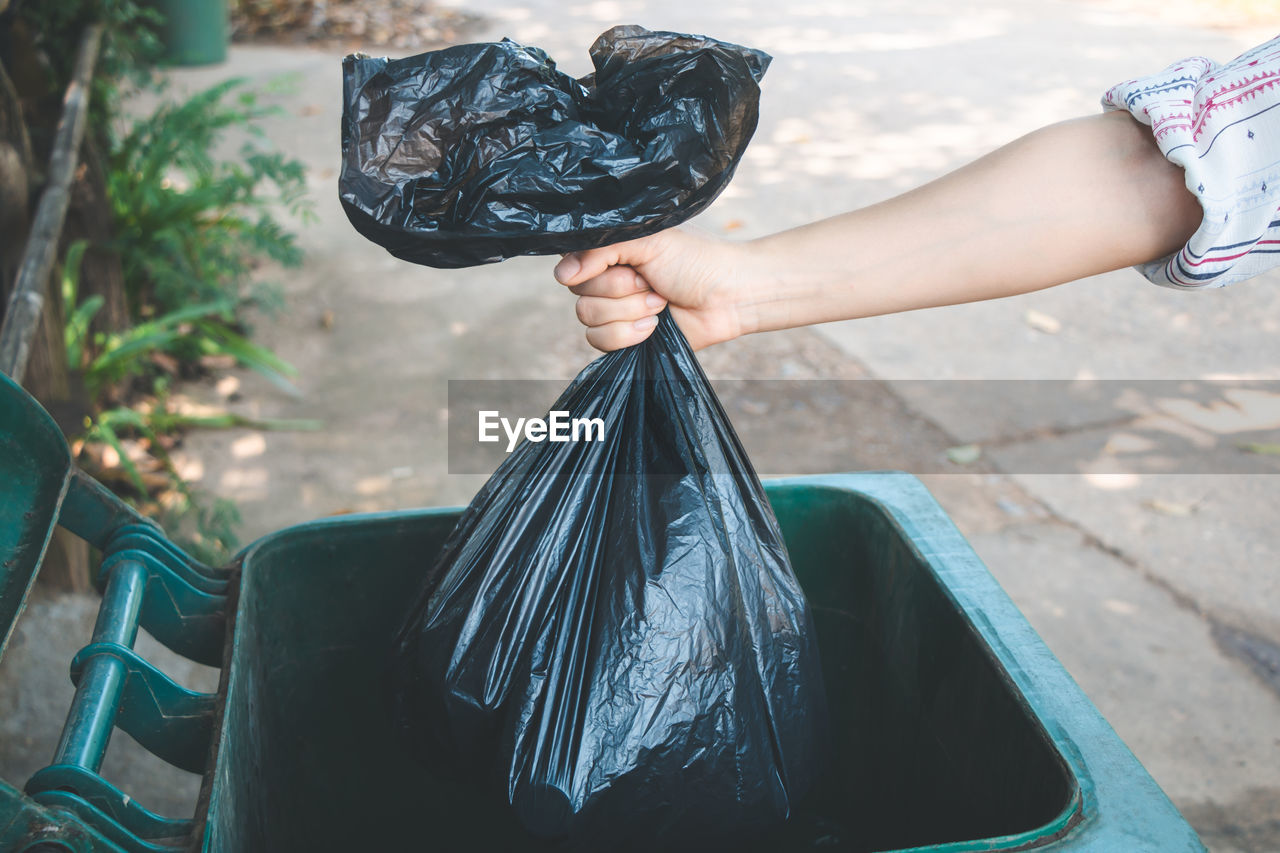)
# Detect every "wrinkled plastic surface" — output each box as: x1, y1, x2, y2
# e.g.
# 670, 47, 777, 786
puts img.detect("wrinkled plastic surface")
391, 311, 828, 848
340, 26, 770, 268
